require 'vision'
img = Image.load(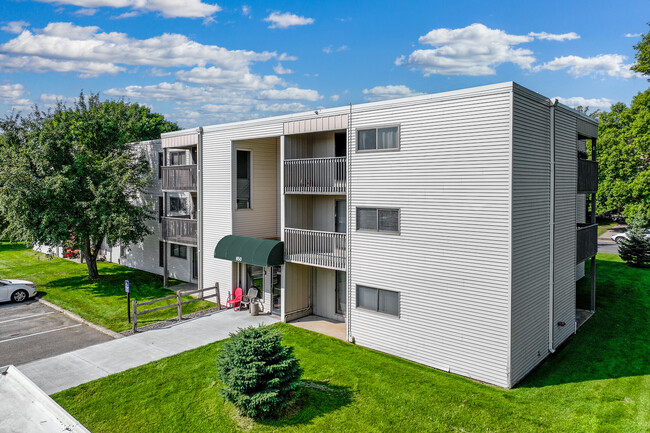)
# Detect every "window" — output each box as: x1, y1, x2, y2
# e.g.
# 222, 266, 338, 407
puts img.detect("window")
236, 150, 251, 209
356, 208, 399, 233
158, 152, 163, 179
158, 196, 163, 222
357, 126, 399, 151
169, 196, 186, 213
336, 271, 346, 315
170, 151, 186, 166
120, 244, 127, 258
170, 244, 187, 259
356, 285, 399, 316
159, 241, 164, 267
